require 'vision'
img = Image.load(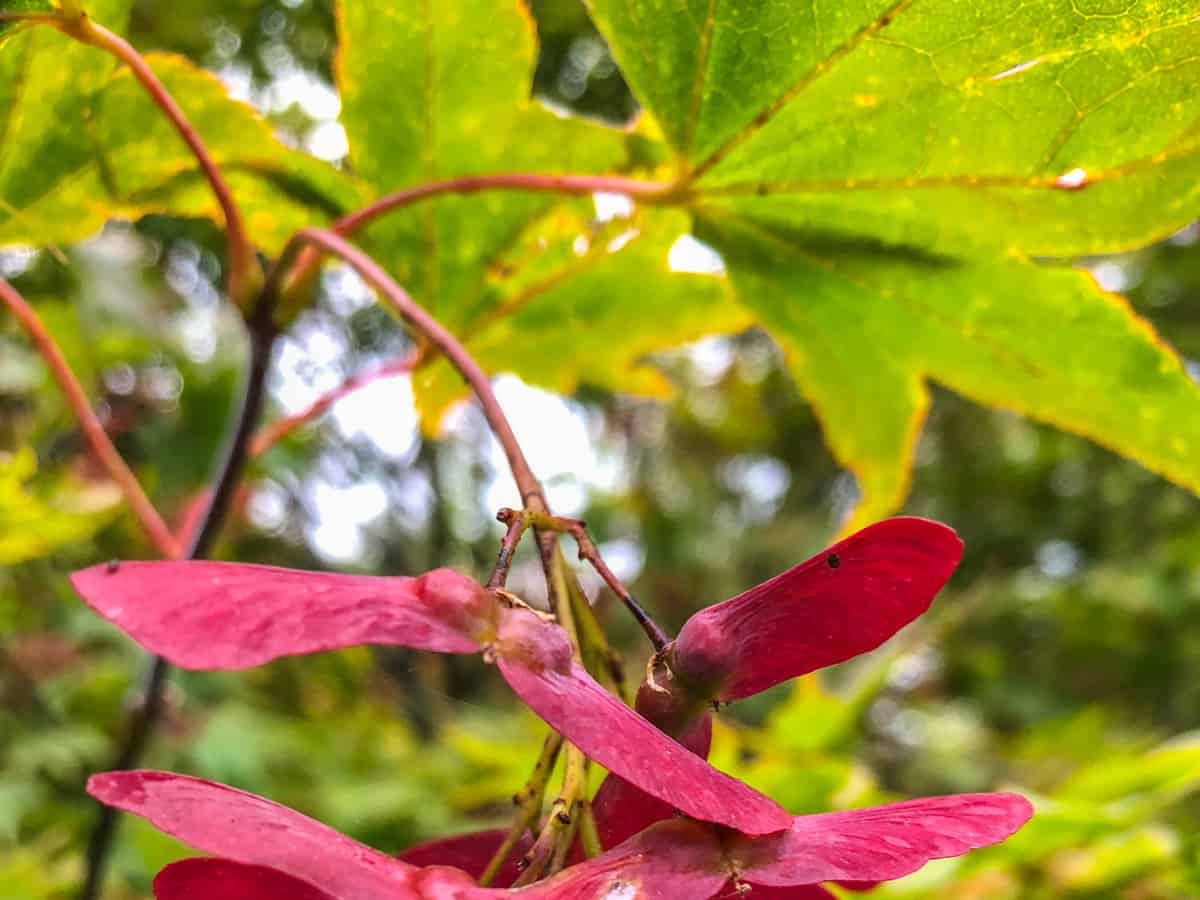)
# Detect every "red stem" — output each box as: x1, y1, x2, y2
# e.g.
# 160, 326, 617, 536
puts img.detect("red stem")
267, 228, 549, 511
281, 173, 671, 299
57, 16, 255, 304
0, 278, 182, 560
335, 173, 669, 236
